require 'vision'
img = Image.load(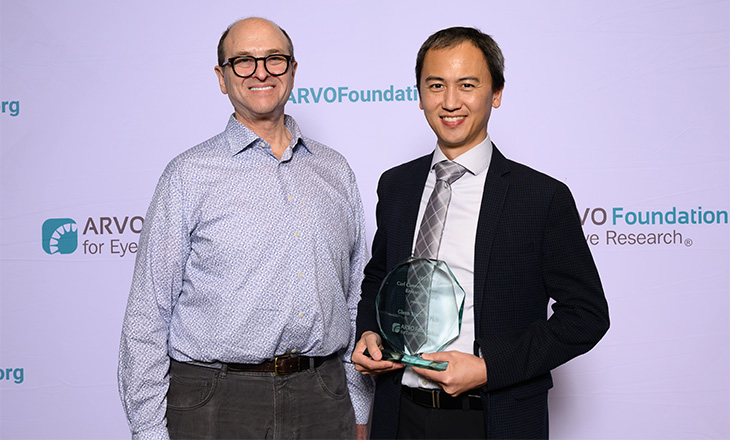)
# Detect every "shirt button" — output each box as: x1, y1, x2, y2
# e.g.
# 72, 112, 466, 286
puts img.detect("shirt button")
287, 195, 293, 201
298, 312, 304, 318
291, 349, 297, 354
421, 380, 429, 386
294, 232, 301, 238
298, 273, 303, 278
